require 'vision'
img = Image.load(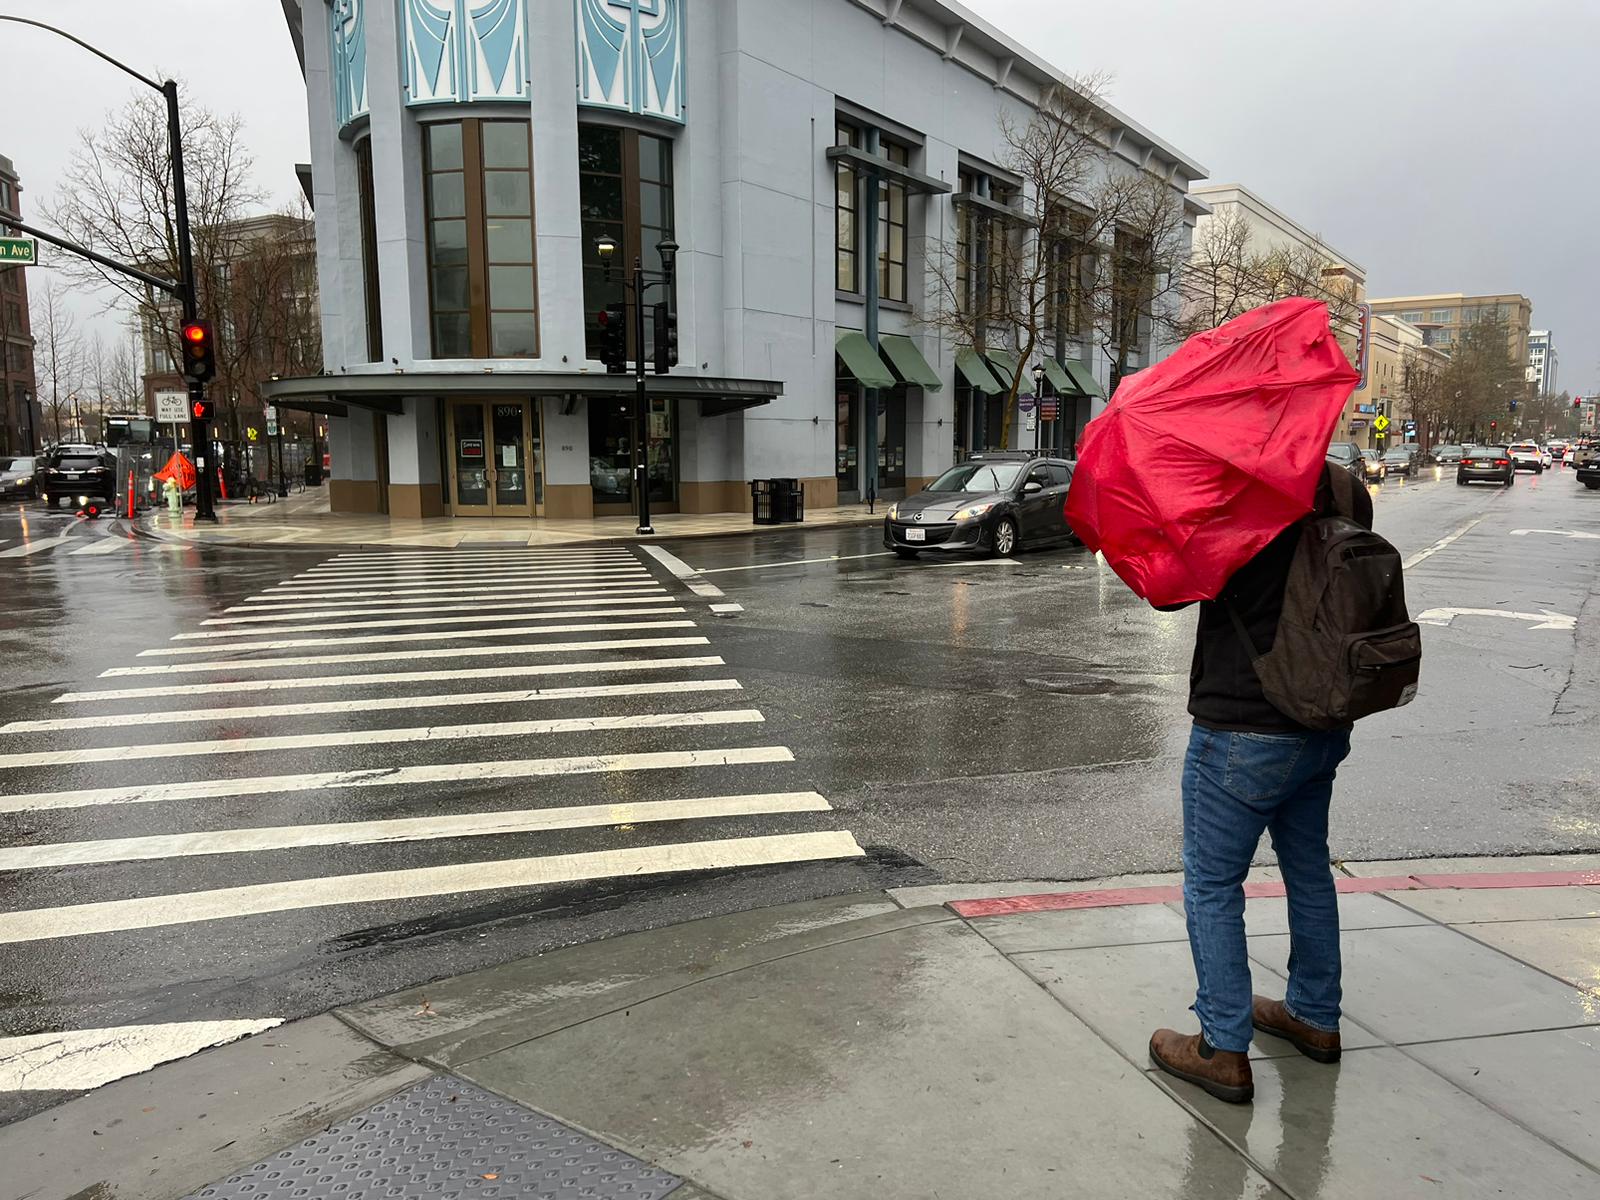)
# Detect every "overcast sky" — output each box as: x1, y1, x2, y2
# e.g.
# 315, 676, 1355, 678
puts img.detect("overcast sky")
4, 0, 1596, 394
